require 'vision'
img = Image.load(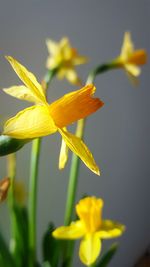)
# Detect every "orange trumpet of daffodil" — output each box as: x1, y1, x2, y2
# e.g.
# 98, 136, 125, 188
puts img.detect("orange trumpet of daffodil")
113, 32, 147, 83
46, 37, 87, 85
52, 196, 125, 266
3, 56, 104, 175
